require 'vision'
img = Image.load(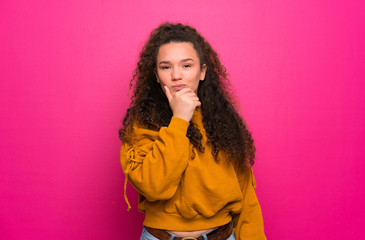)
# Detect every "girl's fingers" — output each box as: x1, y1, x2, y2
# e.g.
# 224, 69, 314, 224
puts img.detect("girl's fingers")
164, 86, 173, 102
